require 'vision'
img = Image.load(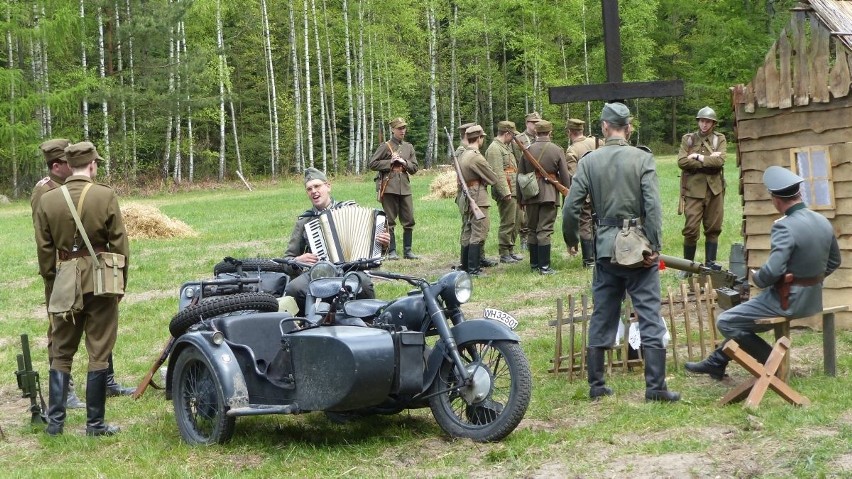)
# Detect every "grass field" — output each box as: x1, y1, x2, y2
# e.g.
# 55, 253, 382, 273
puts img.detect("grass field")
1, 152, 851, 478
